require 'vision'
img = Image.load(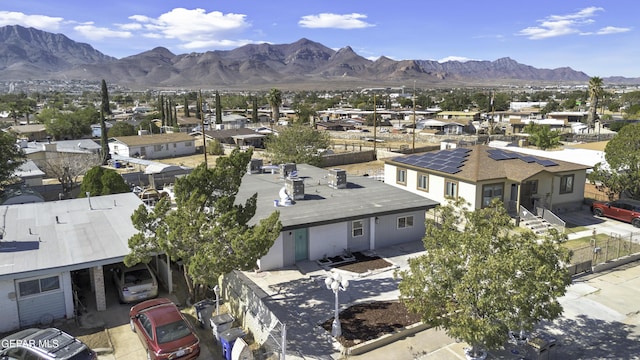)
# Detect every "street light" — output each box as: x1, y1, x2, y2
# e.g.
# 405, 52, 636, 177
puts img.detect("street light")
325, 272, 349, 337
213, 285, 221, 315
